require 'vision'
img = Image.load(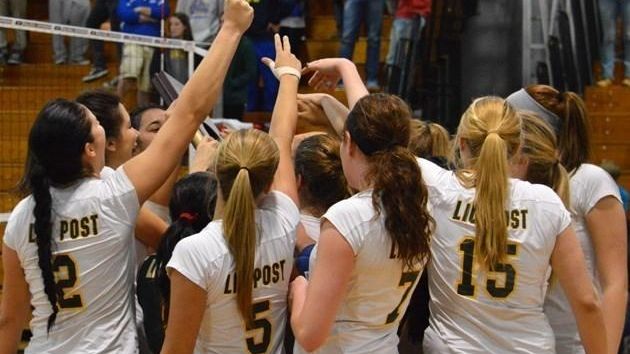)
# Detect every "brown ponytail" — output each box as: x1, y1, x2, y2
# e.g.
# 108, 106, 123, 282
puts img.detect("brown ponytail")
454, 97, 521, 269
525, 85, 591, 172
346, 94, 433, 269
215, 129, 279, 325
